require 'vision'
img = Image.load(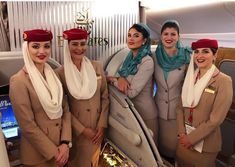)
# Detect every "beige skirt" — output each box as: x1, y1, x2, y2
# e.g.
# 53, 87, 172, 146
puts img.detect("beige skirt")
144, 118, 158, 145
158, 118, 178, 158
23, 159, 57, 167
176, 144, 217, 167
68, 144, 100, 167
